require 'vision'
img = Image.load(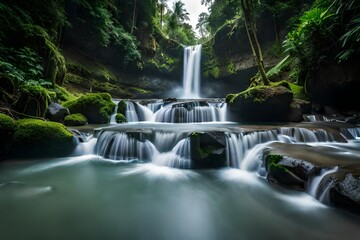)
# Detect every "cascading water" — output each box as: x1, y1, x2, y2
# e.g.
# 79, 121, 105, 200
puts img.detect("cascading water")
183, 45, 202, 98
122, 99, 227, 123
95, 130, 191, 168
